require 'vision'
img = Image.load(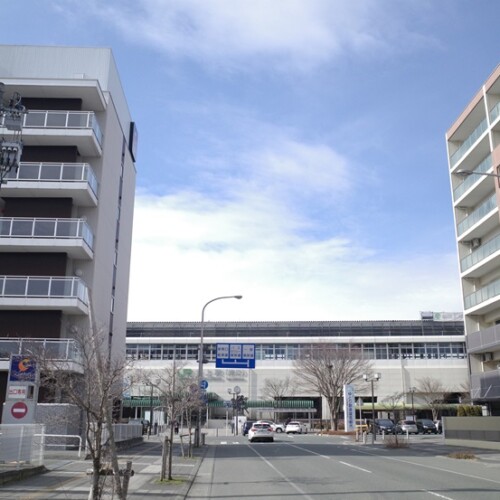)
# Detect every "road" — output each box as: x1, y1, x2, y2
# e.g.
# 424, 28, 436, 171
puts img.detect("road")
187, 433, 500, 499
